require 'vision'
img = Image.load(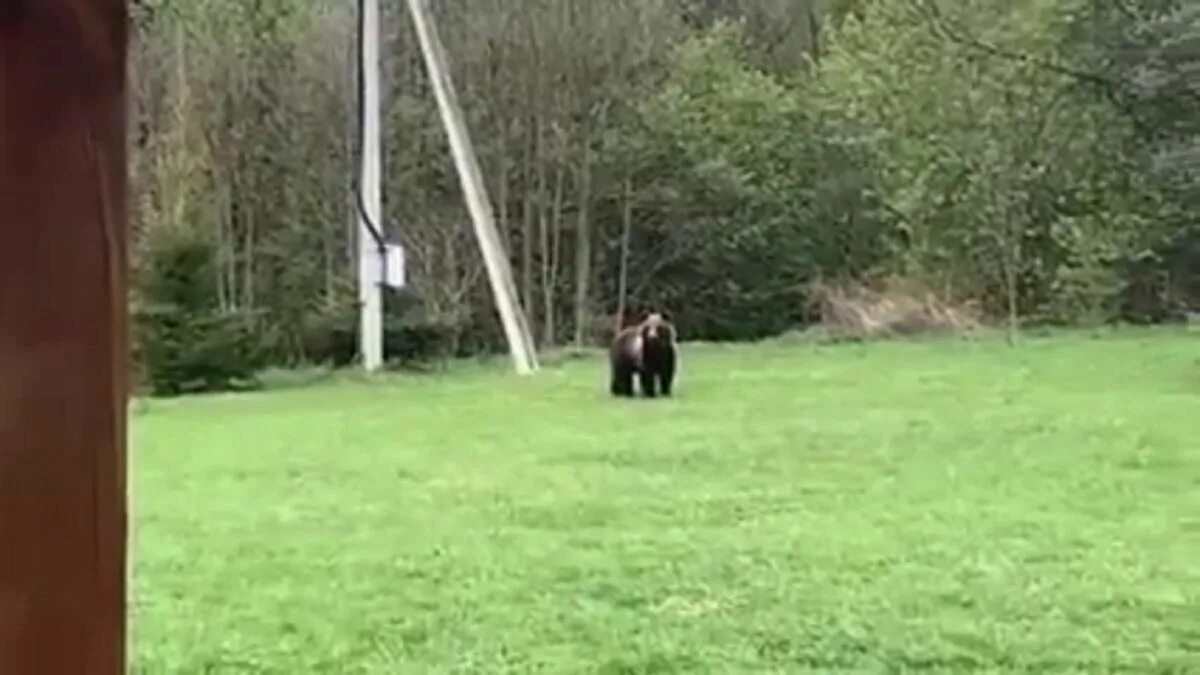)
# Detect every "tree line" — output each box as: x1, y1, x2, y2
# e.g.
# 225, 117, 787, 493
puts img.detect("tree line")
128, 0, 1198, 393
